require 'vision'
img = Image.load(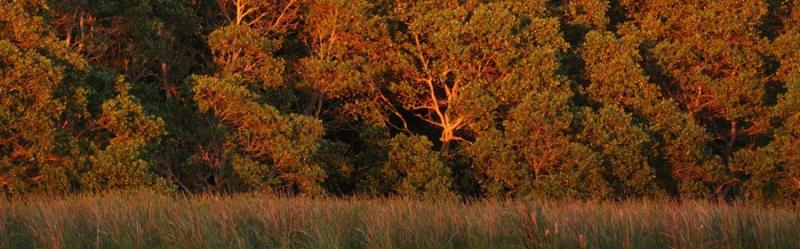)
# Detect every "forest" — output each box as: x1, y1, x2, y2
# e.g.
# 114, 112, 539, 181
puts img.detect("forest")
1, 0, 799, 204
